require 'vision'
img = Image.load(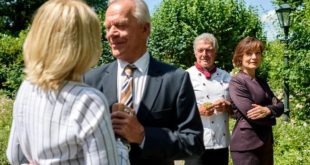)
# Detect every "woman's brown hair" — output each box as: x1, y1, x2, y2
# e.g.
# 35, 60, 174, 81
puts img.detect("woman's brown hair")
232, 36, 264, 68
